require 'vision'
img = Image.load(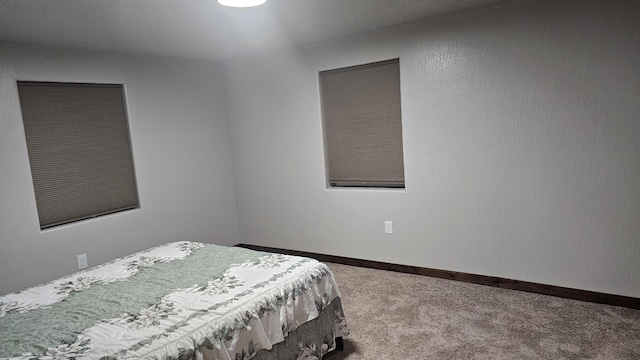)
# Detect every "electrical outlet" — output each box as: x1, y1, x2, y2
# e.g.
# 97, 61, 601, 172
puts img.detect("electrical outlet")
77, 254, 88, 269
384, 220, 394, 235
